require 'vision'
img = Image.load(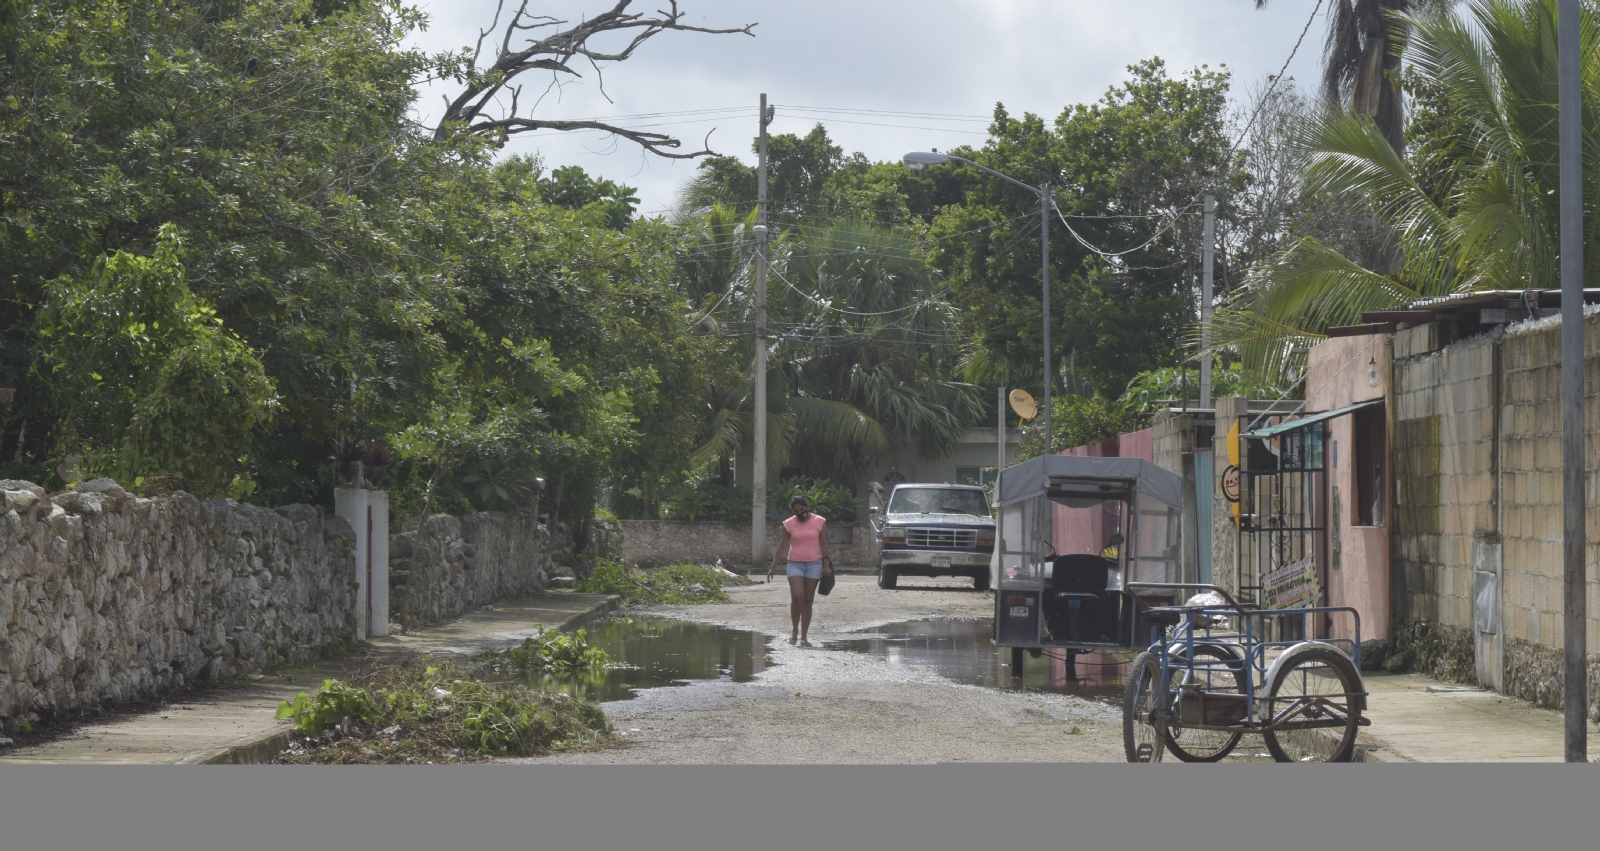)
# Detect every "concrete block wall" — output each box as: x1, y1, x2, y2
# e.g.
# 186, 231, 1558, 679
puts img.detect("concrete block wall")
1387, 312, 1600, 716
1497, 315, 1600, 694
